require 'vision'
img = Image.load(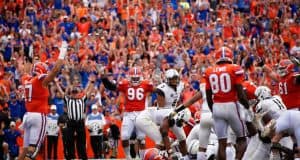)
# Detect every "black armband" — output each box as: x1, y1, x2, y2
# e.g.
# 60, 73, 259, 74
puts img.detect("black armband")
174, 104, 186, 113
